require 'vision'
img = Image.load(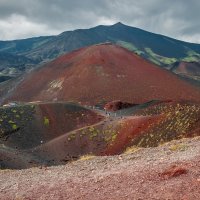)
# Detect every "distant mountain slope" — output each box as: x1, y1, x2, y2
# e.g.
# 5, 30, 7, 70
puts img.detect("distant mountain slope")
171, 61, 200, 83
4, 44, 200, 105
0, 36, 52, 55
0, 22, 200, 81
0, 52, 36, 82
0, 36, 52, 80
0, 52, 35, 71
